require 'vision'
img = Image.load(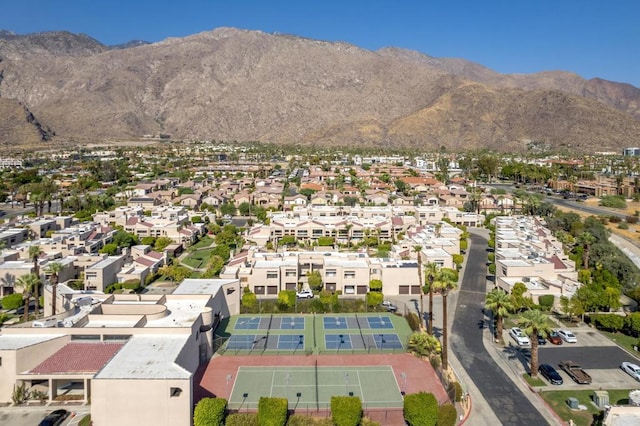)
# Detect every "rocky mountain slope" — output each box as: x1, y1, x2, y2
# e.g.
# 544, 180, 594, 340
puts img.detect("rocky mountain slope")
0, 27, 638, 153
